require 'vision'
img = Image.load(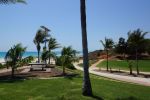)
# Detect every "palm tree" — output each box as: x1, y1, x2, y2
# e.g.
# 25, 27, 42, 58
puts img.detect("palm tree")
0, 0, 26, 4
100, 38, 114, 71
41, 50, 56, 64
127, 29, 148, 74
33, 29, 45, 63
48, 37, 59, 64
80, 0, 92, 96
41, 26, 50, 51
61, 46, 77, 75
5, 43, 26, 78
